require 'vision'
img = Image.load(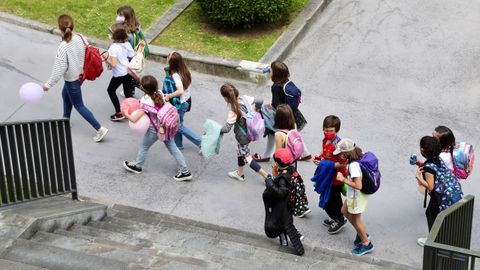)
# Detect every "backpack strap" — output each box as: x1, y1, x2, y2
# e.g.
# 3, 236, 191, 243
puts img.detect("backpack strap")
282, 81, 293, 97
278, 129, 288, 148
240, 95, 253, 113
76, 34, 87, 48
450, 151, 458, 170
